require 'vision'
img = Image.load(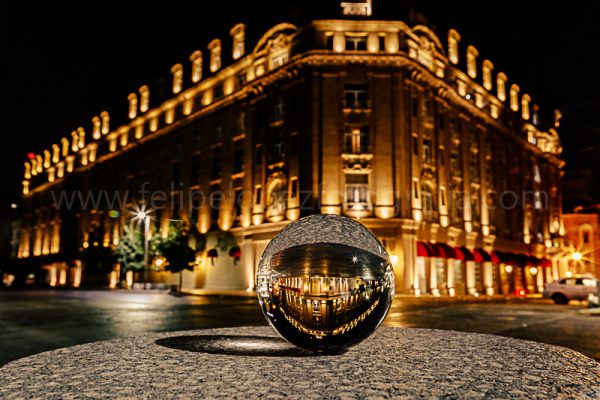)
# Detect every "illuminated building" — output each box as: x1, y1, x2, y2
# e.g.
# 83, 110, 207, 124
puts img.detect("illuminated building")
562, 208, 600, 278
17, 1, 565, 295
